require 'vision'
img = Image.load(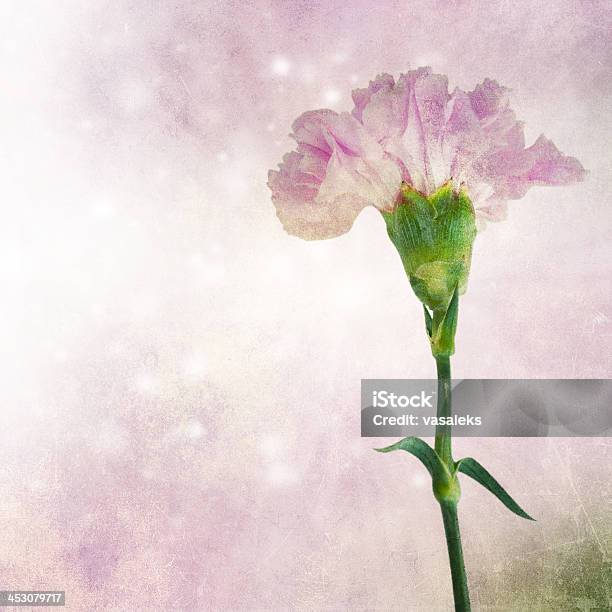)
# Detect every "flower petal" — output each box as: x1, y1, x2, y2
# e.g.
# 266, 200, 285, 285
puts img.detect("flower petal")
356, 75, 405, 144
268, 110, 402, 240
468, 78, 510, 121
351, 69, 586, 224
317, 113, 402, 213
291, 109, 336, 155
351, 73, 396, 123
443, 79, 586, 220
400, 68, 450, 190
271, 68, 587, 238
354, 67, 451, 194
470, 134, 587, 203
522, 135, 587, 186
